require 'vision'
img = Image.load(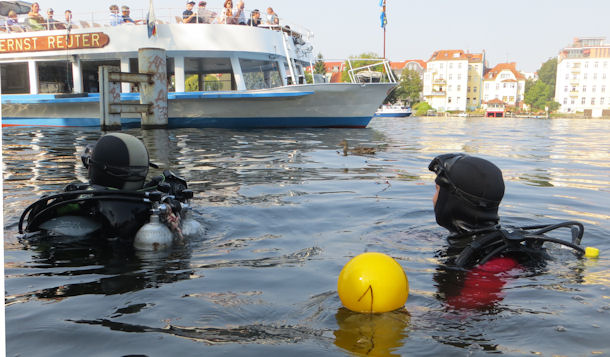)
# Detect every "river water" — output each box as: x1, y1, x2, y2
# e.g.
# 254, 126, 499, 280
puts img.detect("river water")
3, 117, 610, 356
